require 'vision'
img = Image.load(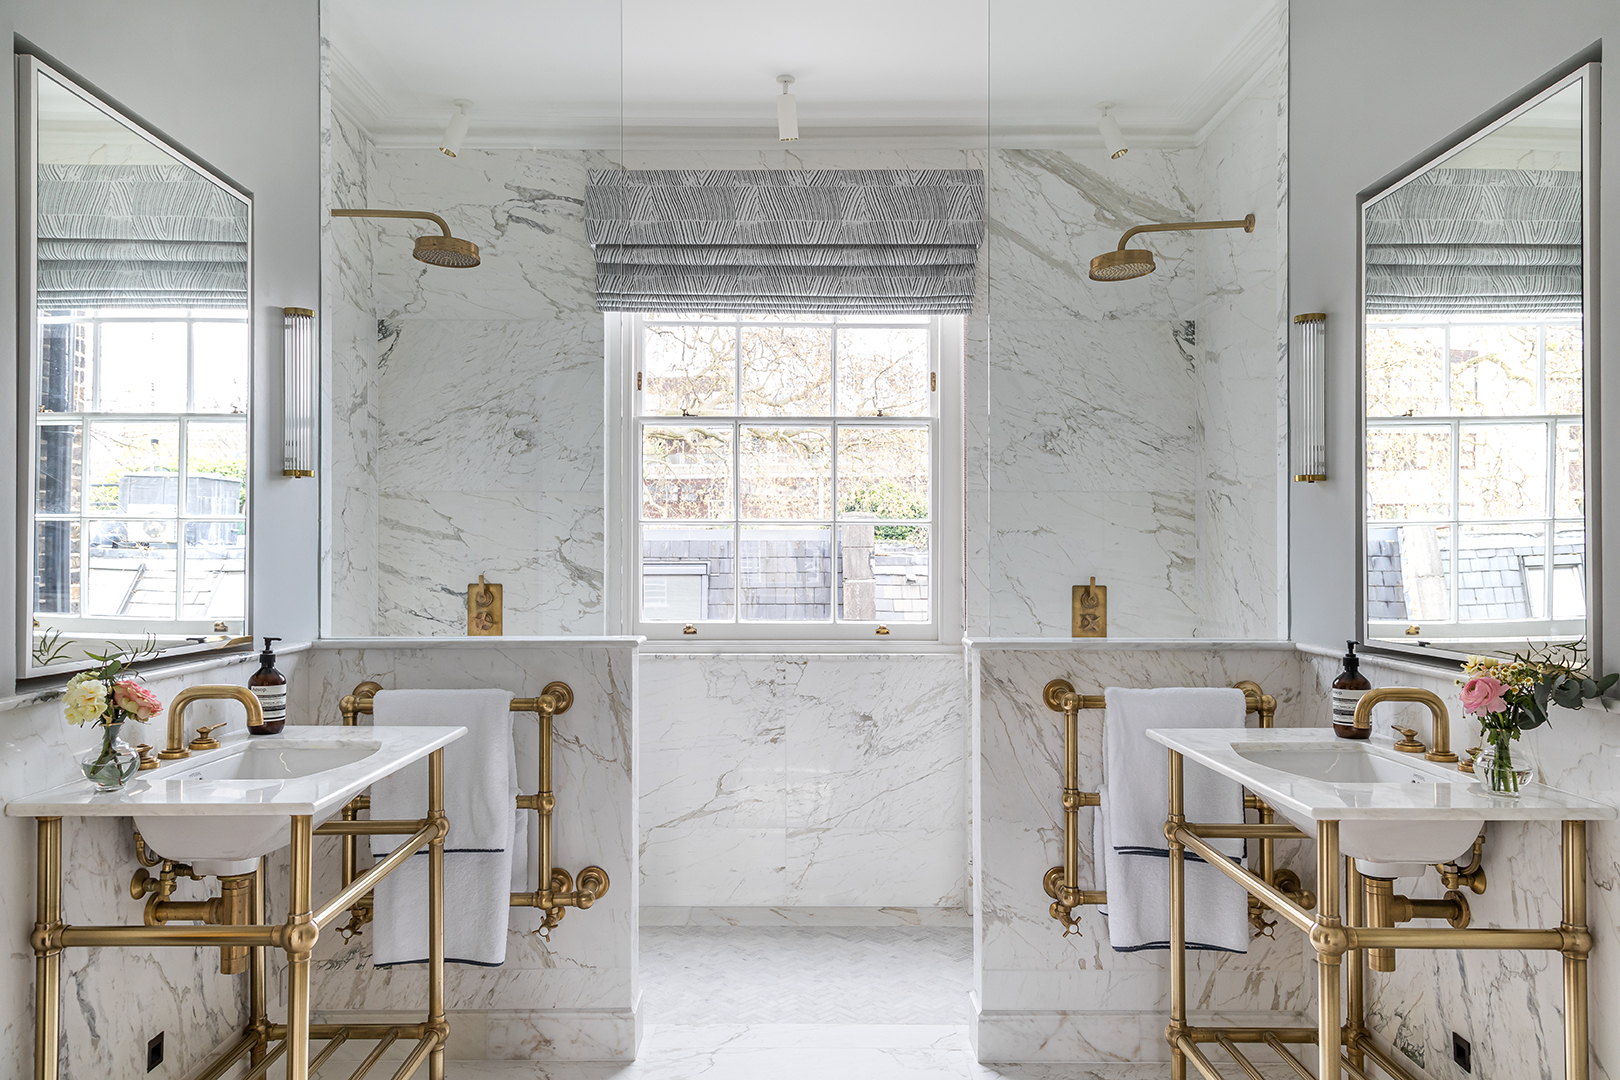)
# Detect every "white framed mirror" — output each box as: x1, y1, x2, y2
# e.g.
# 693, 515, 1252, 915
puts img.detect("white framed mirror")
17, 55, 253, 679
1359, 63, 1598, 660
